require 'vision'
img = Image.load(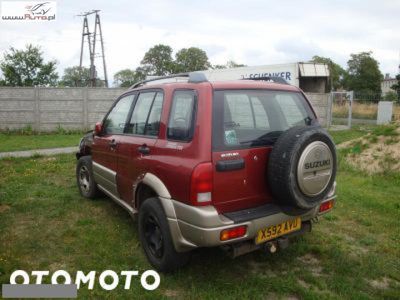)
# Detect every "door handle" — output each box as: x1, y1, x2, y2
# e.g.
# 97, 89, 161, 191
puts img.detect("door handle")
138, 144, 150, 155
109, 139, 117, 149
216, 158, 245, 172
